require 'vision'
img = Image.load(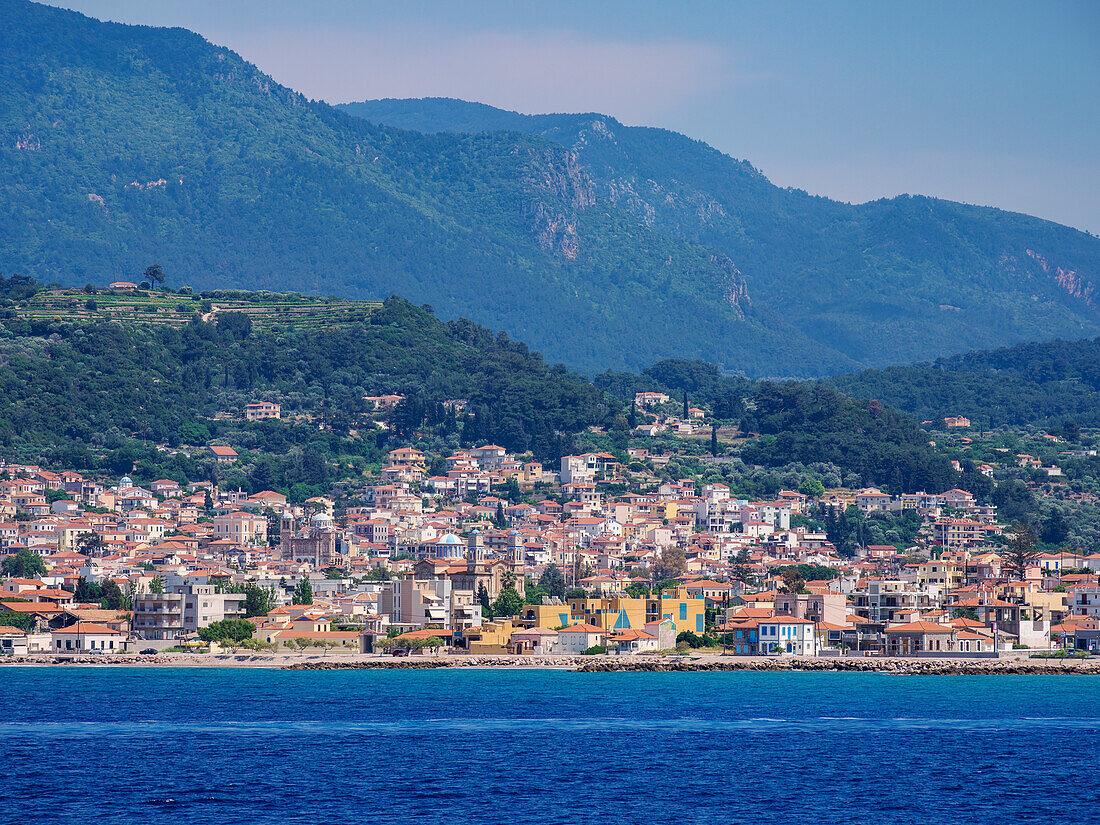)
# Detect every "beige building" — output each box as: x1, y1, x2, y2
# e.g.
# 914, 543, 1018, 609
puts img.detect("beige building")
213, 511, 268, 546
245, 402, 281, 421
774, 591, 847, 626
